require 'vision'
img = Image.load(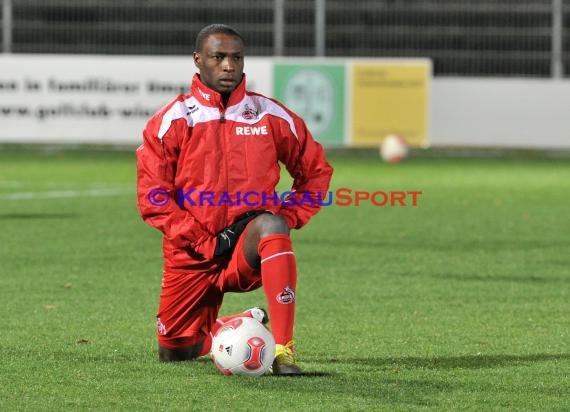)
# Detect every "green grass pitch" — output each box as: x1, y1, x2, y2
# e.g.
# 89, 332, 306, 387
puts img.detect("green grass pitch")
0, 148, 568, 411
